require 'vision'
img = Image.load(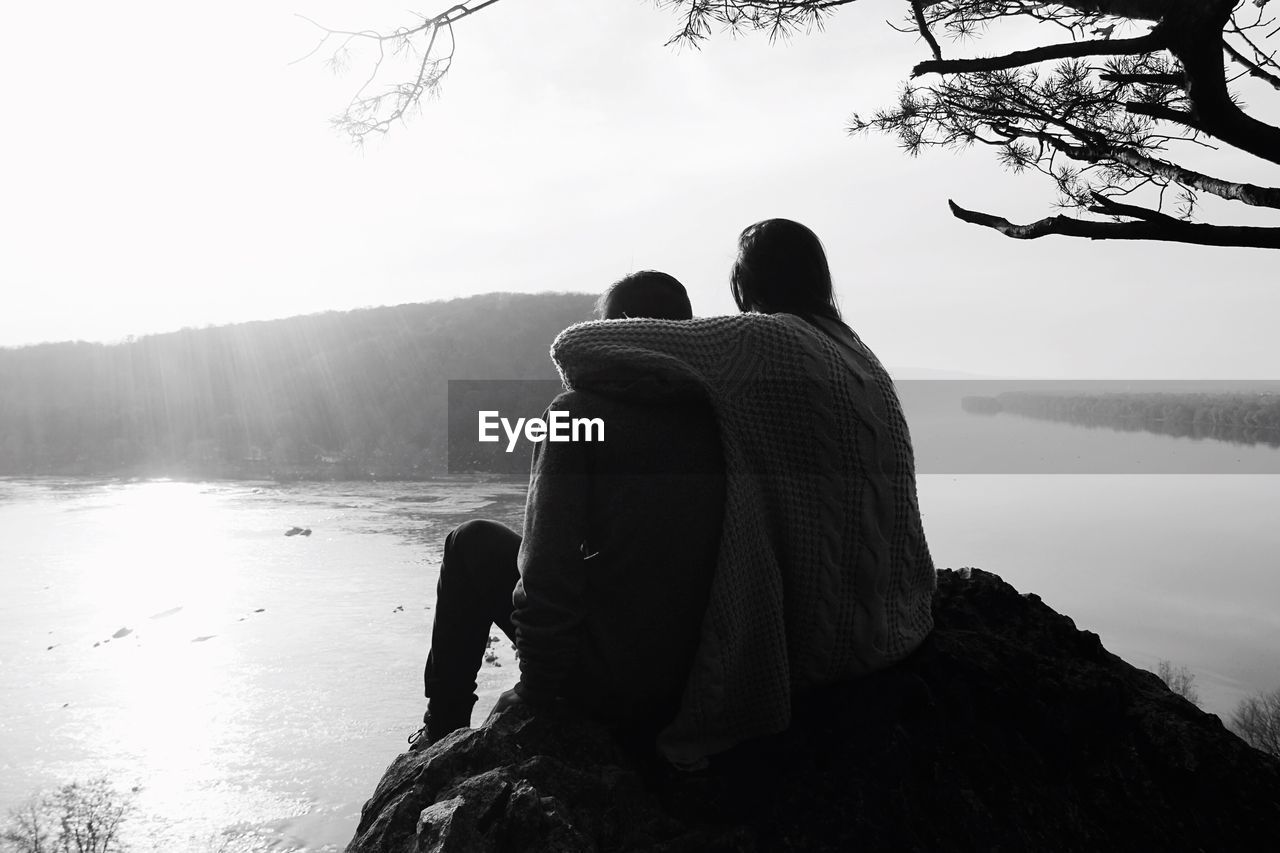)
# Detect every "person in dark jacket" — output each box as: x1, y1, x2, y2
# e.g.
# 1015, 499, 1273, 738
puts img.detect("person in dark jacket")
412, 271, 724, 747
